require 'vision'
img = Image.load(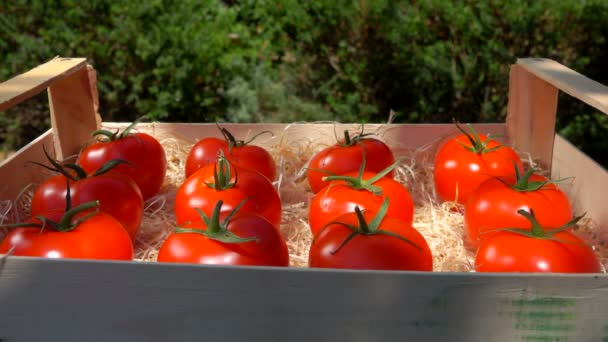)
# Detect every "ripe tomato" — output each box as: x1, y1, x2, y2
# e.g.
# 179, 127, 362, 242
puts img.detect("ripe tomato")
475, 209, 600, 273
0, 207, 133, 261
464, 170, 572, 248
30, 164, 143, 239
307, 128, 394, 193
434, 124, 523, 205
308, 169, 413, 236
158, 200, 289, 266
175, 156, 281, 227
77, 120, 167, 200
309, 199, 433, 271
185, 126, 276, 181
